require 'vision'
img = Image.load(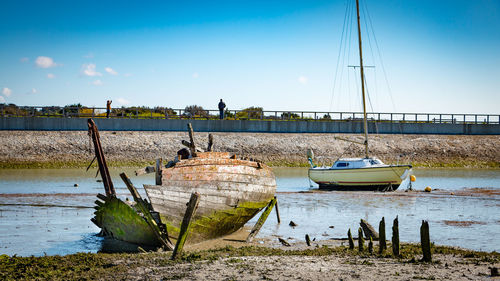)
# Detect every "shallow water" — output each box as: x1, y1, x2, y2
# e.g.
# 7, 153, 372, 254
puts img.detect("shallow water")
0, 167, 498, 256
